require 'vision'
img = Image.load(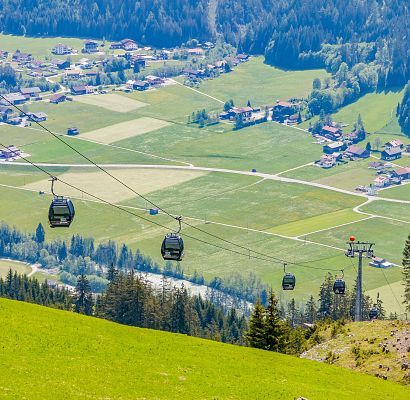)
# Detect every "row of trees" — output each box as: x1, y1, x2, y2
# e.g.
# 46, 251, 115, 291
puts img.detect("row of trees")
397, 82, 410, 135
0, 223, 269, 305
